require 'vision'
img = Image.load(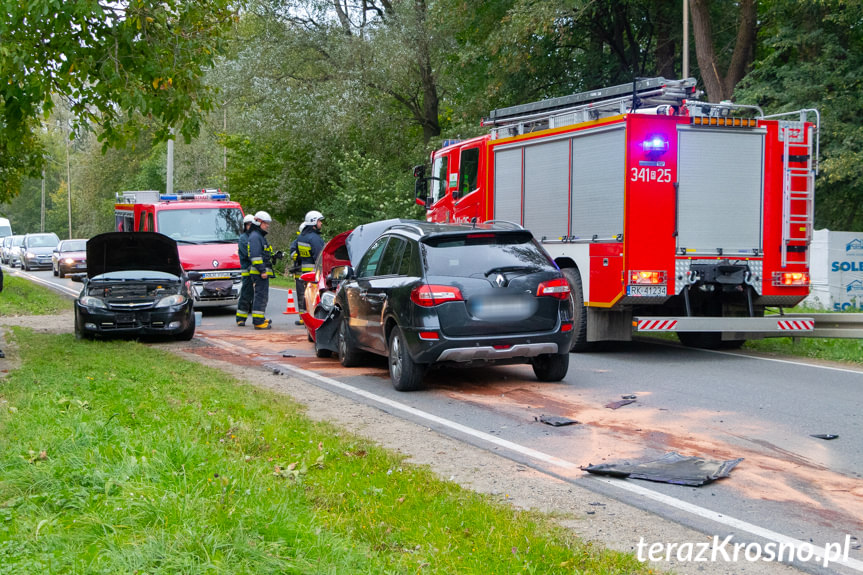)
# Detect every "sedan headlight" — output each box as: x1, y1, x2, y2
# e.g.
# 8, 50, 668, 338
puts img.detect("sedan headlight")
155, 294, 187, 308
63, 257, 75, 264
80, 295, 107, 309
